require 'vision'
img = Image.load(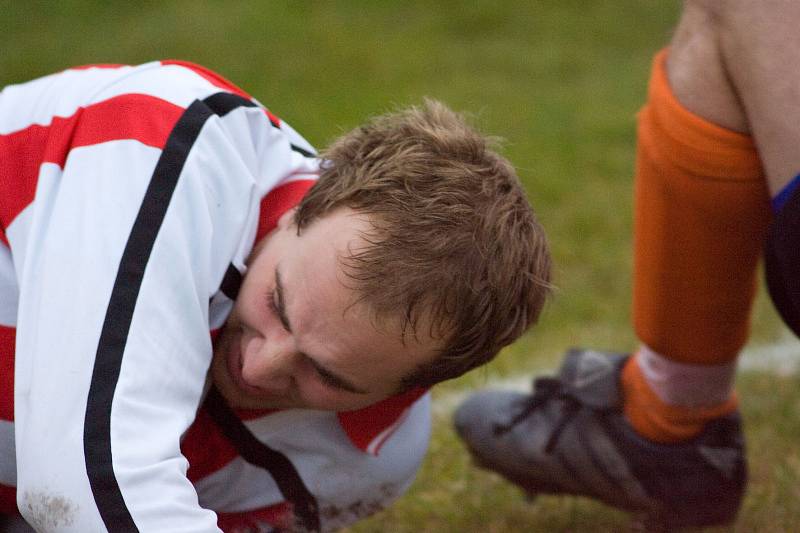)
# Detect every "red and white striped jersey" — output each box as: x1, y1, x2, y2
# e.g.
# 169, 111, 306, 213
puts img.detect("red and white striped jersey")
0, 62, 431, 532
